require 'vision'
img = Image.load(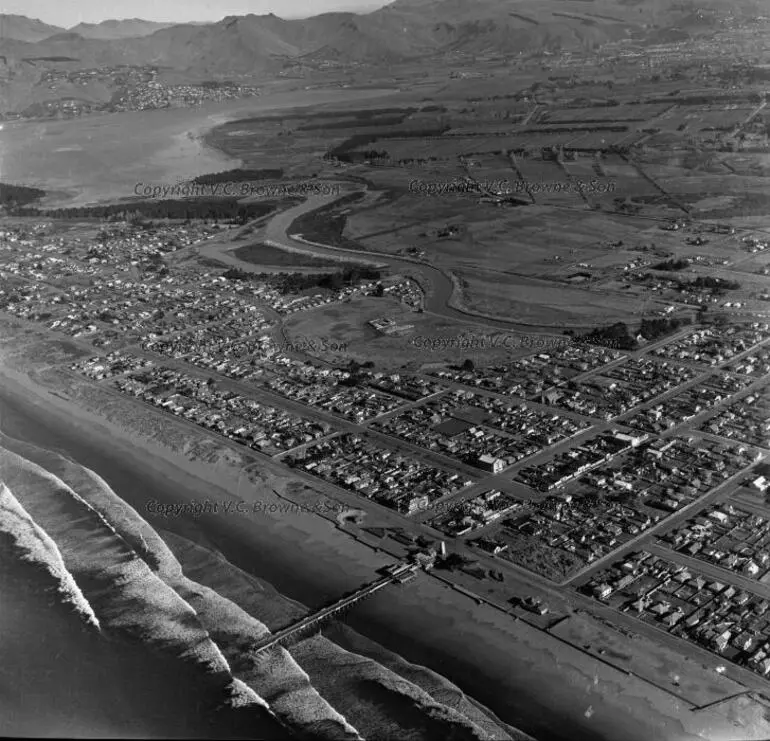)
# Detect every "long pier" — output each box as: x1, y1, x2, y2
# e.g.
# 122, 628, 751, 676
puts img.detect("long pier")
251, 562, 418, 653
